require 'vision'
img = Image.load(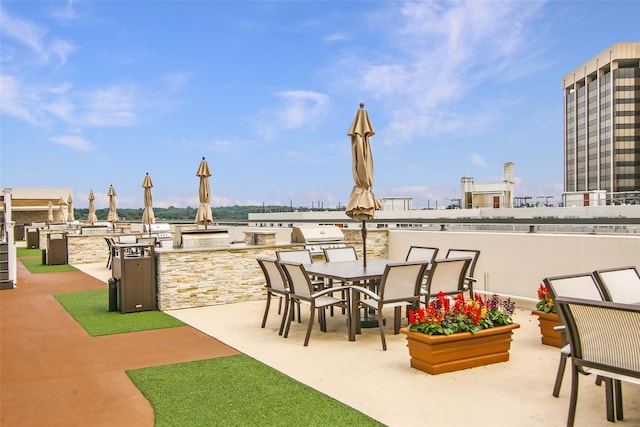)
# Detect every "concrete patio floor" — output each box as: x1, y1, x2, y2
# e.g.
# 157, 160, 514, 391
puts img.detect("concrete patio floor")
75, 261, 640, 427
